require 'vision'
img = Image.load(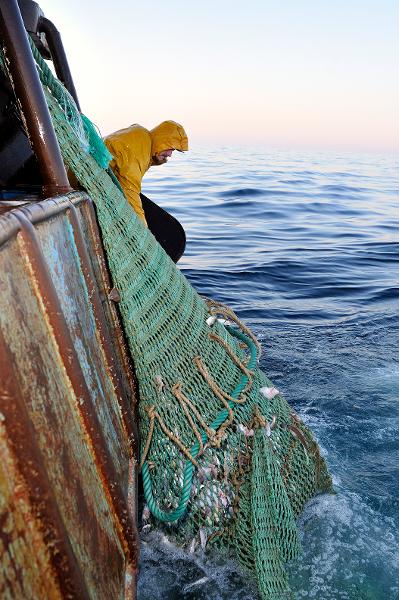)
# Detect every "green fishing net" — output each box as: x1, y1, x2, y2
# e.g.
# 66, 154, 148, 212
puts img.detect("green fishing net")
0, 42, 333, 599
